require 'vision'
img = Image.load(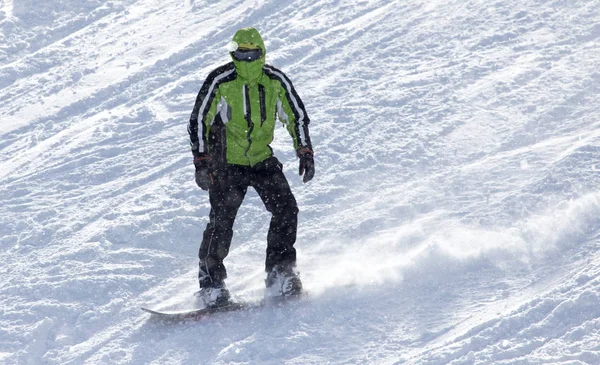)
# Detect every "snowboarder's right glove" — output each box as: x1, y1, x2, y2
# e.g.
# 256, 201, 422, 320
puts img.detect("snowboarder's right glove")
194, 154, 213, 190
297, 147, 315, 183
